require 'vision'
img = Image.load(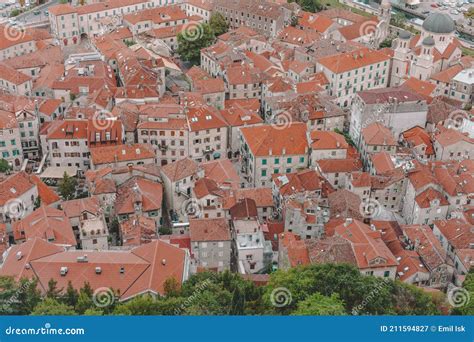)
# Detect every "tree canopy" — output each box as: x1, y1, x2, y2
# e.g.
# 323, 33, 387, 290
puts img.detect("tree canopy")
0, 159, 11, 173
58, 172, 77, 200
0, 264, 450, 316
209, 13, 229, 37
177, 23, 215, 65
